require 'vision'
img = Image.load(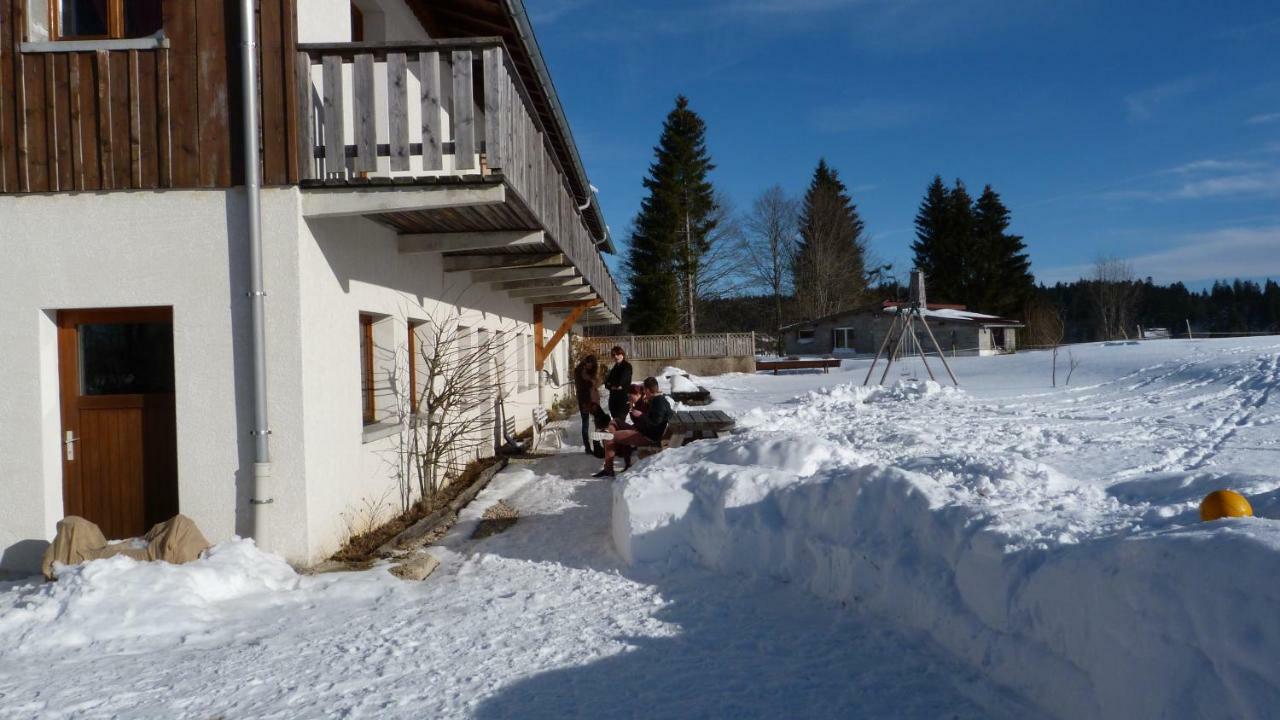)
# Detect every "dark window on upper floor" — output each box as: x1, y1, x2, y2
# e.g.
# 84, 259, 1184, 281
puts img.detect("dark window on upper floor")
351, 2, 365, 42
55, 0, 164, 41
